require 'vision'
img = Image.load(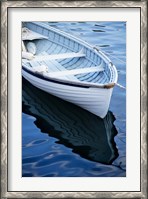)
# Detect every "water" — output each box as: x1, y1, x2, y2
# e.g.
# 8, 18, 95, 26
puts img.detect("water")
22, 22, 126, 177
